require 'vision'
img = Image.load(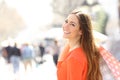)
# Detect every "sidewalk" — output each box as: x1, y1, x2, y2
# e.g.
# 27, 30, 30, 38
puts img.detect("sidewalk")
0, 54, 57, 80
